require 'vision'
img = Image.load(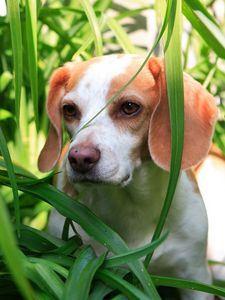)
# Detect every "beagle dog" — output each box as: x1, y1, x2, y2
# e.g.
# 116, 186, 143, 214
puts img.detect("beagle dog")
38, 55, 218, 300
